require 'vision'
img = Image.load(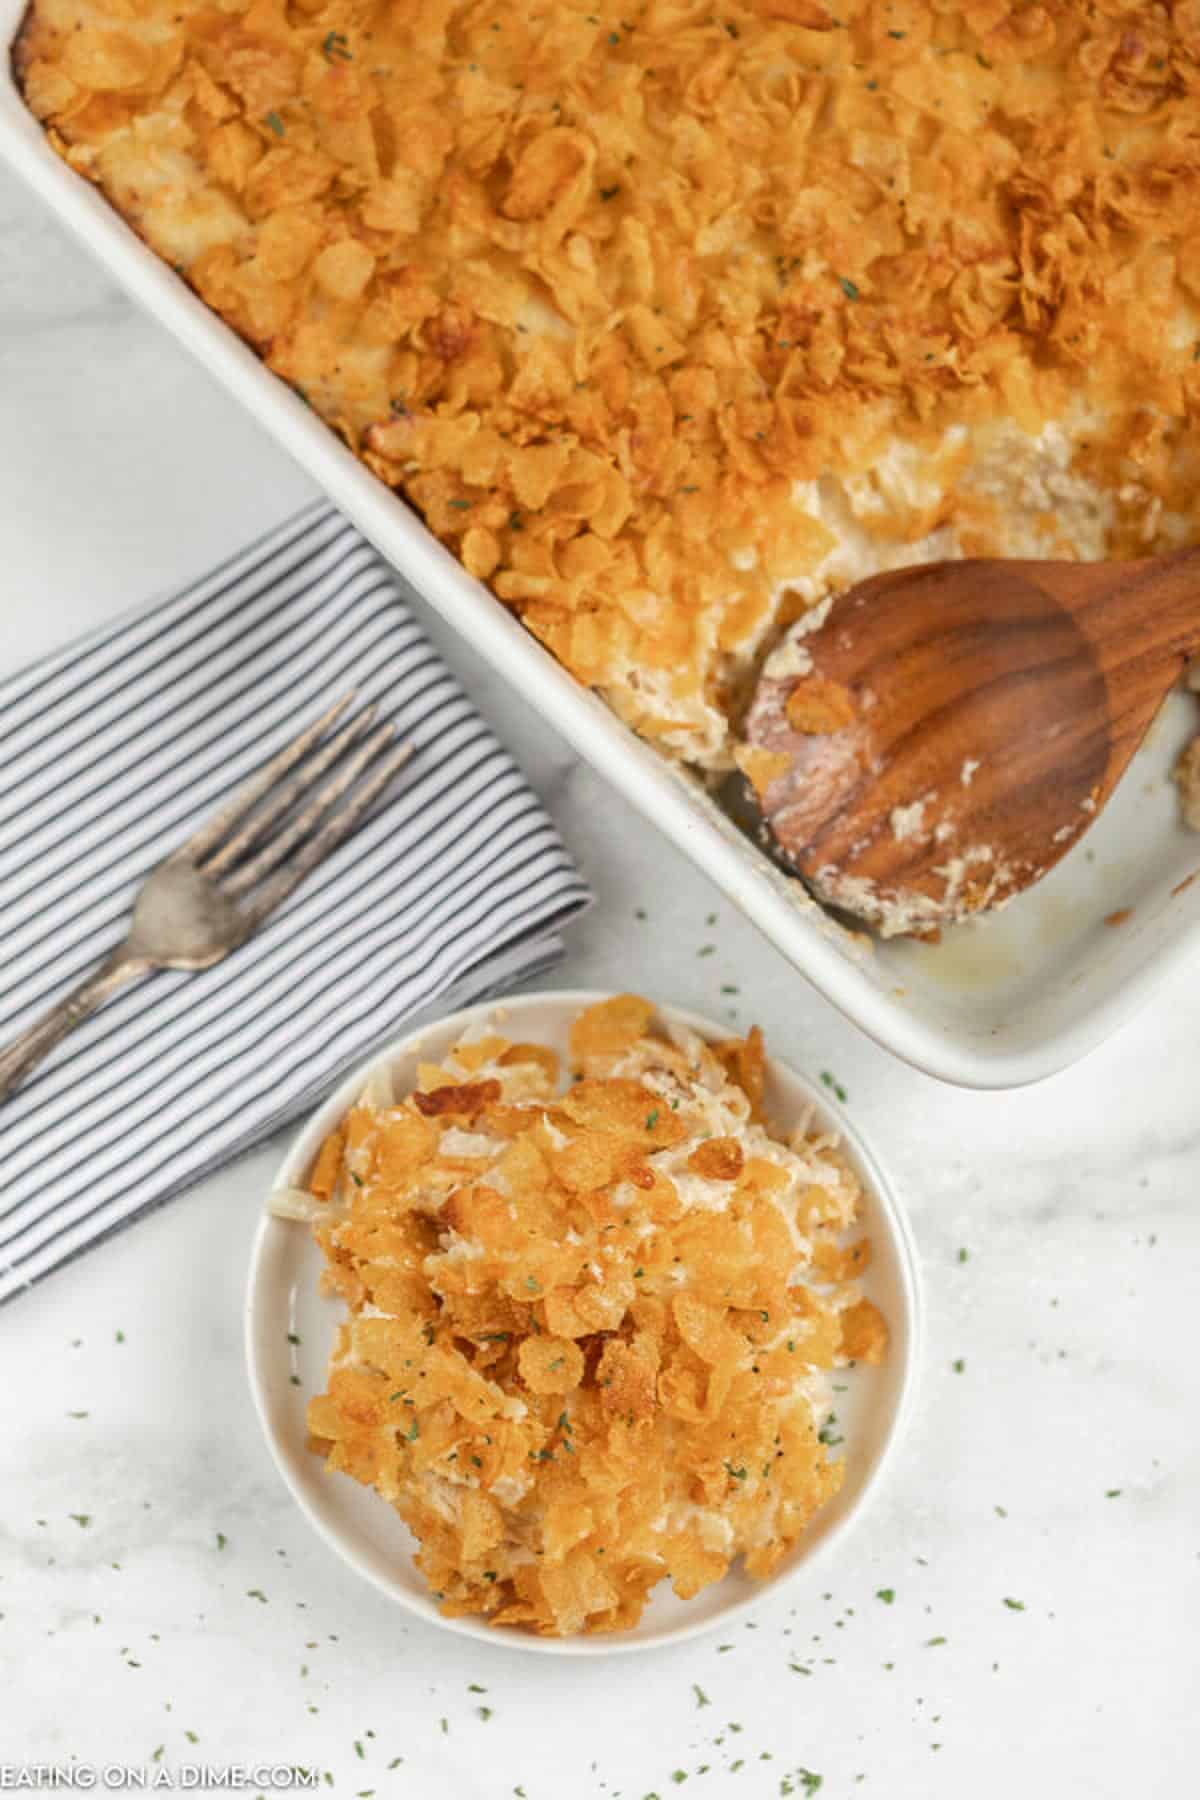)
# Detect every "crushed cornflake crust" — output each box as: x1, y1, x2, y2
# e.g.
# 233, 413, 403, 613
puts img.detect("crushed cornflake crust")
18, 0, 1200, 821
292, 995, 886, 1637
